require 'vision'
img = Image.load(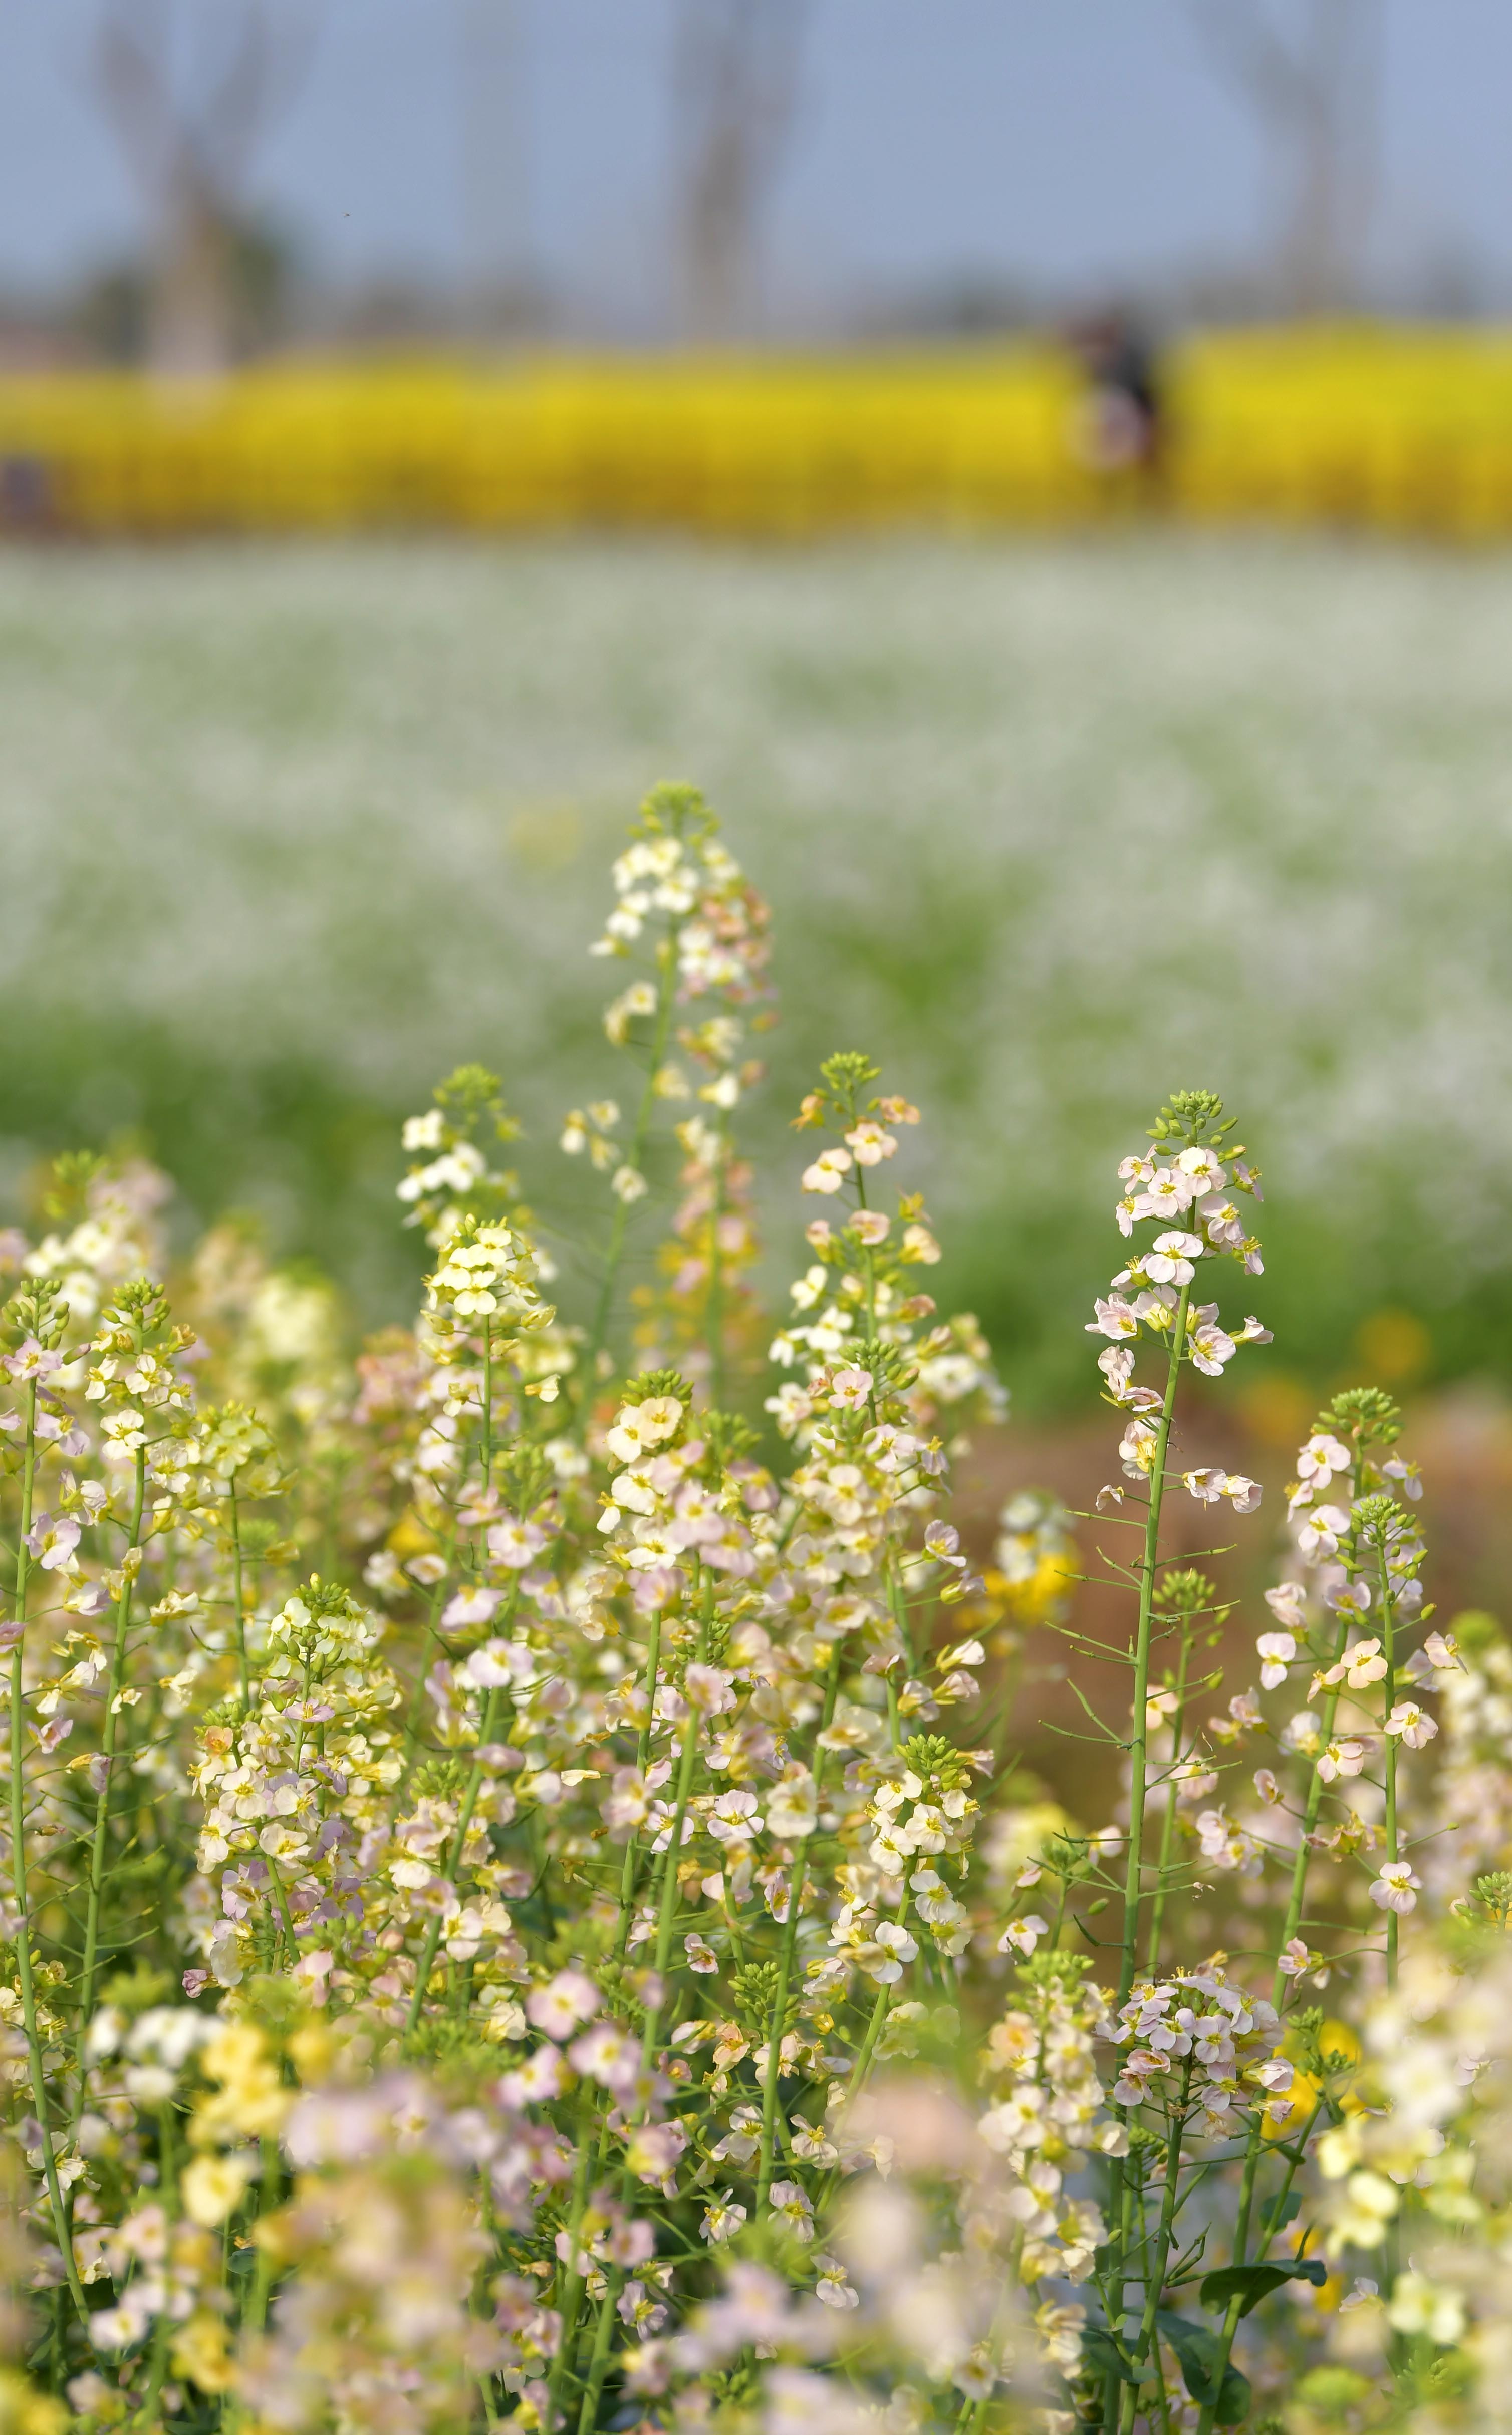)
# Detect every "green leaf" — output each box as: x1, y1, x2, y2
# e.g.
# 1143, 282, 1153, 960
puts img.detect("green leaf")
1156, 2312, 1253, 2426
1080, 2329, 1141, 2386
1199, 2258, 1328, 2317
